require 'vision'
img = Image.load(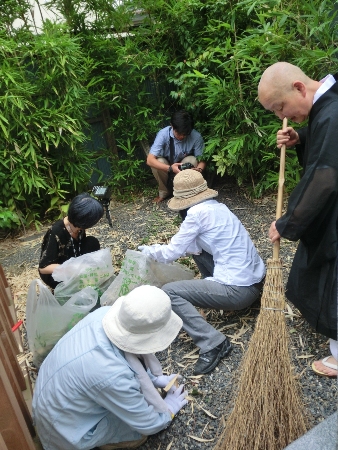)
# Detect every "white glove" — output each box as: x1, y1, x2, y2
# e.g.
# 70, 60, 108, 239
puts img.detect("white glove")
138, 245, 152, 256
164, 384, 188, 416
153, 374, 179, 389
